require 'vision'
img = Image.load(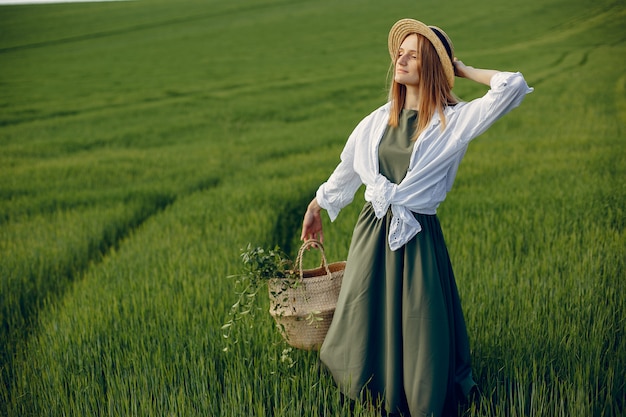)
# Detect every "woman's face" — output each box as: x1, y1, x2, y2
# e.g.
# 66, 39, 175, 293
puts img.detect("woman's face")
394, 34, 419, 86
